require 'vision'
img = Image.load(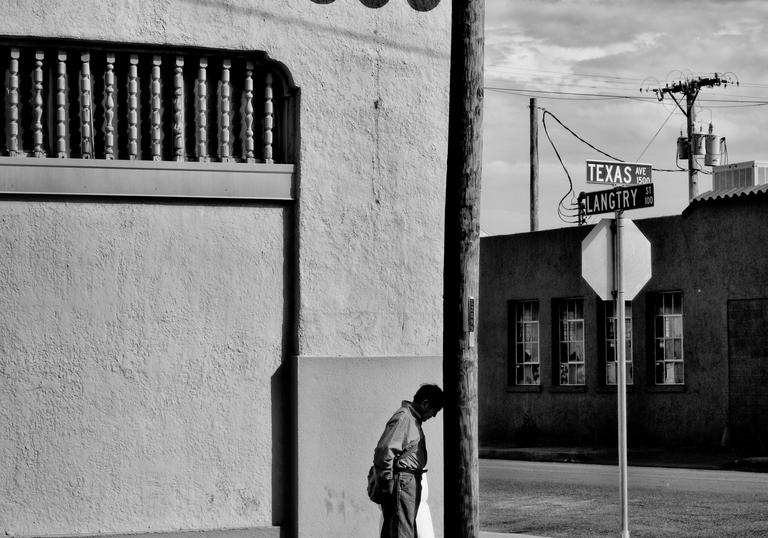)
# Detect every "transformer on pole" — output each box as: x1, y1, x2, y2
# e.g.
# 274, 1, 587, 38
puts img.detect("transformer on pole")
649, 73, 736, 200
